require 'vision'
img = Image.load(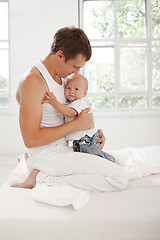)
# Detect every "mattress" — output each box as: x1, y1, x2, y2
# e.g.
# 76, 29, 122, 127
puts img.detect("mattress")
0, 173, 160, 240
